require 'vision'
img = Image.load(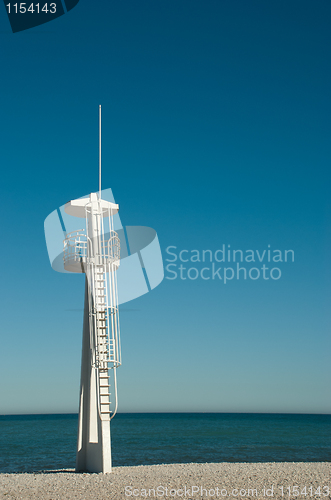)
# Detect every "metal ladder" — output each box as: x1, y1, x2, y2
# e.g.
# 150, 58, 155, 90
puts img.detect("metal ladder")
94, 264, 113, 419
